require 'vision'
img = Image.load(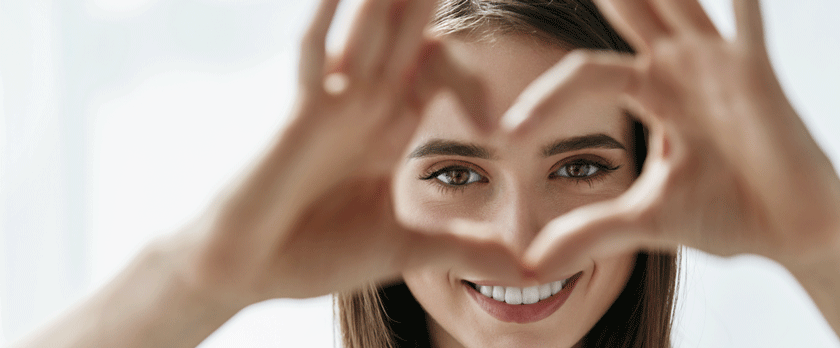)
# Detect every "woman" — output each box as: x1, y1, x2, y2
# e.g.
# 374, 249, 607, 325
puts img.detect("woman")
340, 1, 675, 347
13, 0, 840, 347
